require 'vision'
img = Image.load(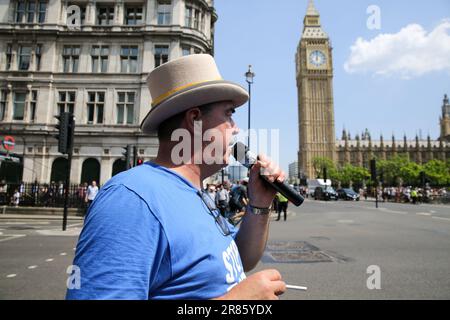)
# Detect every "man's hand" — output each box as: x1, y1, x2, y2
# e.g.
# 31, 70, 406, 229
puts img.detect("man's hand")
248, 154, 286, 208
216, 269, 286, 300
